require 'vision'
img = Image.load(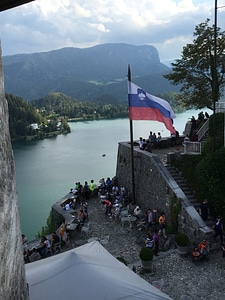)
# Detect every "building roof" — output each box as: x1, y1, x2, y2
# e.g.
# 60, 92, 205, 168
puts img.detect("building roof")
0, 0, 34, 12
